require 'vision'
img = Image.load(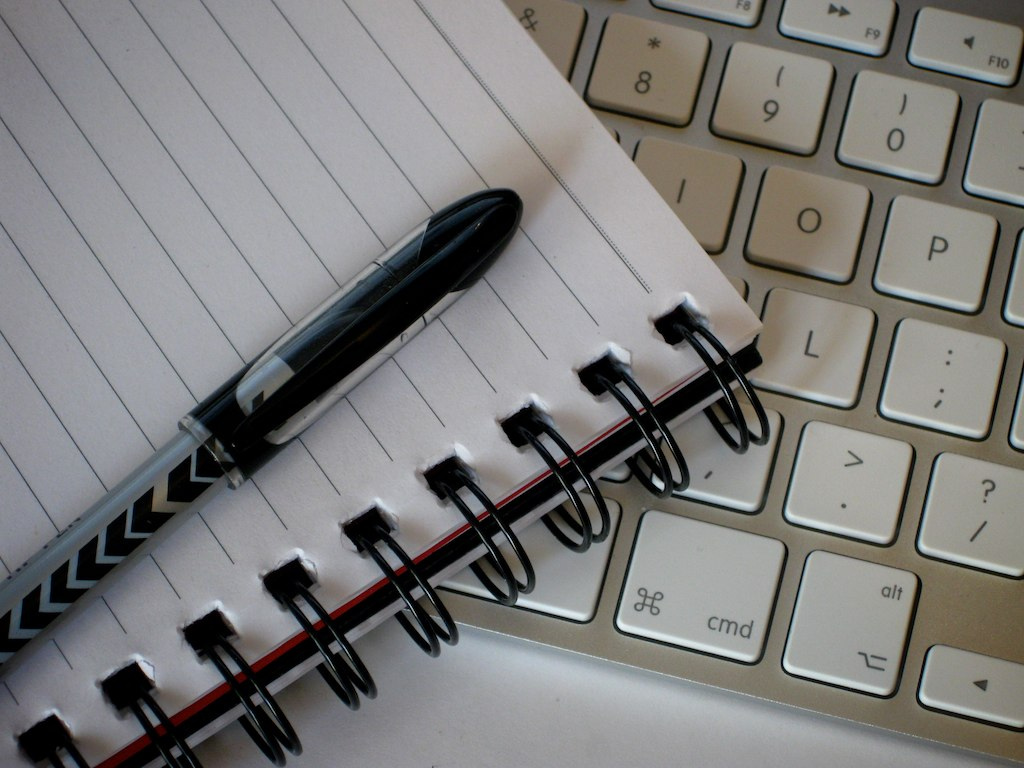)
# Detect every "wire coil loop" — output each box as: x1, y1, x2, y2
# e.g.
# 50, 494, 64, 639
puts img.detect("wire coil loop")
579, 354, 690, 497
101, 662, 203, 768
18, 714, 91, 768
343, 508, 458, 658
654, 305, 769, 454
183, 611, 300, 766
501, 404, 610, 553
425, 456, 536, 606
264, 560, 377, 710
